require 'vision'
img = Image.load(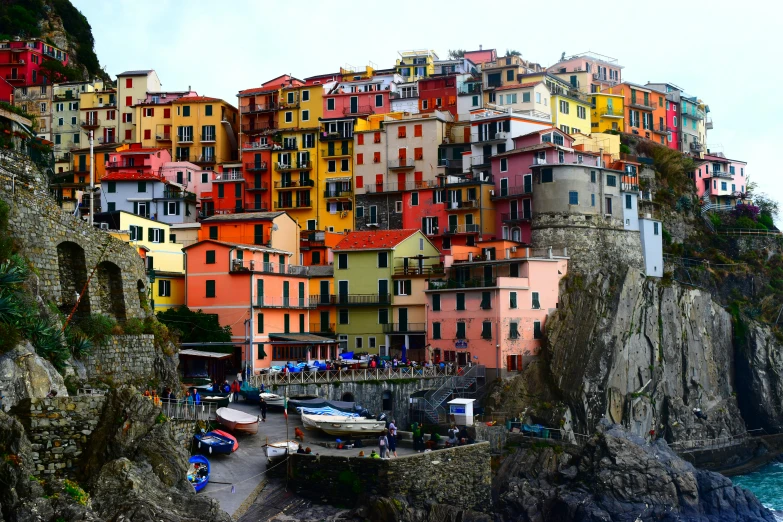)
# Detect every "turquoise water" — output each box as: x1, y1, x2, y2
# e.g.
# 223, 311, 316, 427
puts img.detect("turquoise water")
732, 462, 783, 519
